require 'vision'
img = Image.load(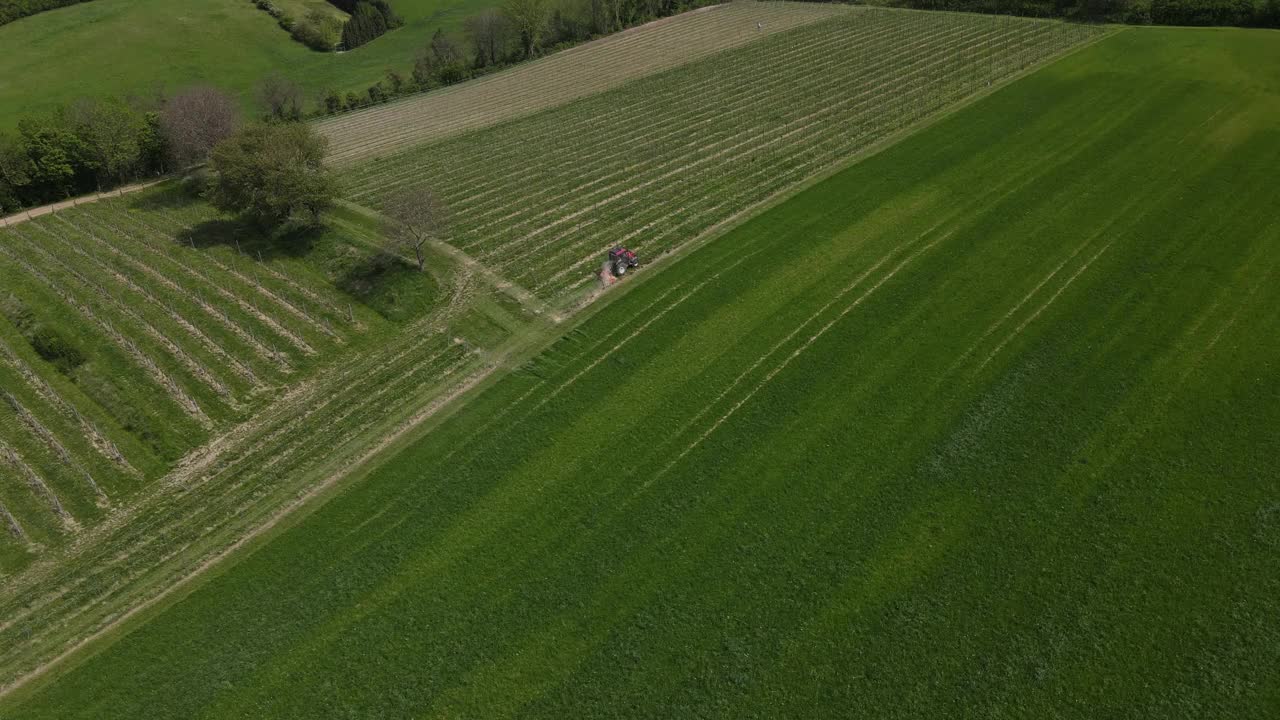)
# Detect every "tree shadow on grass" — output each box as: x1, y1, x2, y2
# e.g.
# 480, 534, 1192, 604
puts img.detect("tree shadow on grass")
175, 217, 319, 262
126, 182, 204, 213
335, 250, 437, 322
